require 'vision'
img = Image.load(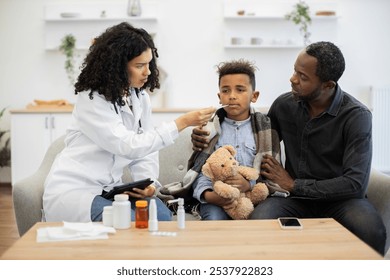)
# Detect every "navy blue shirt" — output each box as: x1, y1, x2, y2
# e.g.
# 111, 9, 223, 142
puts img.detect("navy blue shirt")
268, 85, 372, 200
